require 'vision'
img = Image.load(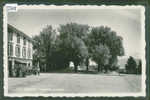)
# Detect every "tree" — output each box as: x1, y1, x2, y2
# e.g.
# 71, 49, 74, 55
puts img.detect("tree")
89, 26, 124, 71
91, 44, 111, 72
58, 23, 89, 72
125, 56, 137, 74
33, 23, 125, 73
58, 22, 89, 39
137, 60, 142, 74
83, 32, 92, 71
33, 25, 57, 72
72, 37, 89, 72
